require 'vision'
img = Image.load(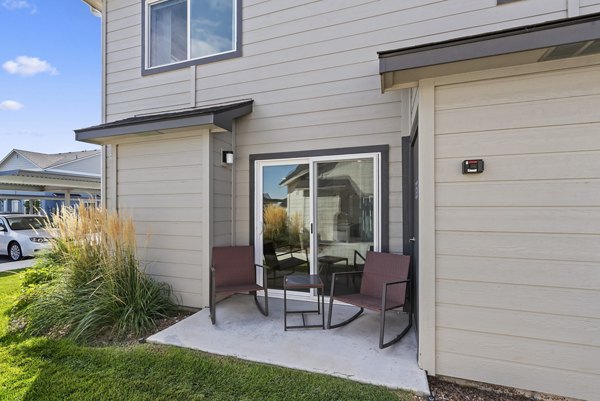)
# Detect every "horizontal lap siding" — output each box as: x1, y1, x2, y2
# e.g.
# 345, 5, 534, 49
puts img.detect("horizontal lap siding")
103, 0, 594, 254
213, 131, 233, 247
116, 132, 206, 308
434, 63, 600, 401
105, 0, 578, 122
102, 0, 600, 372
105, 145, 115, 209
